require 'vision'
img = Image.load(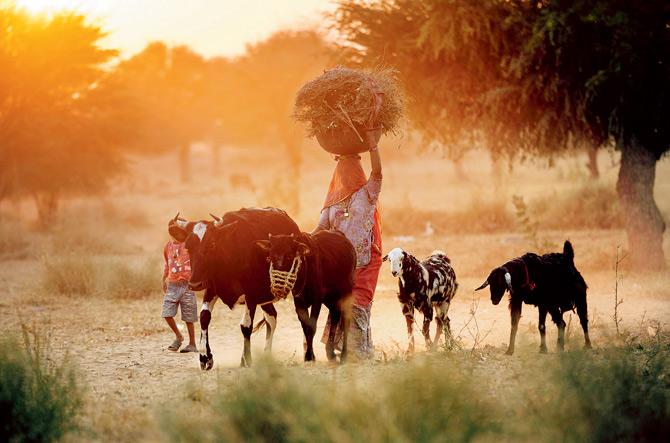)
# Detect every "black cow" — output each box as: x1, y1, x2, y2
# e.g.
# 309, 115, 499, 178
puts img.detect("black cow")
475, 240, 591, 355
256, 231, 355, 362
170, 207, 300, 369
